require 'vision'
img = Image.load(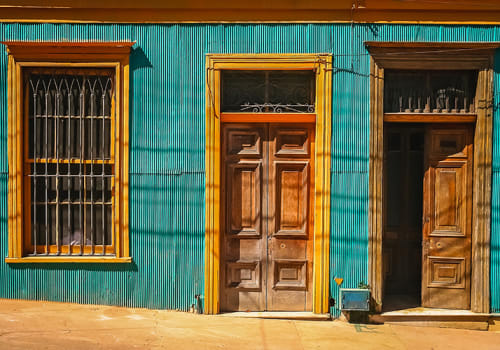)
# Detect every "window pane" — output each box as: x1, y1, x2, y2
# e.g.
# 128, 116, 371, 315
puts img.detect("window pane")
221, 70, 315, 113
